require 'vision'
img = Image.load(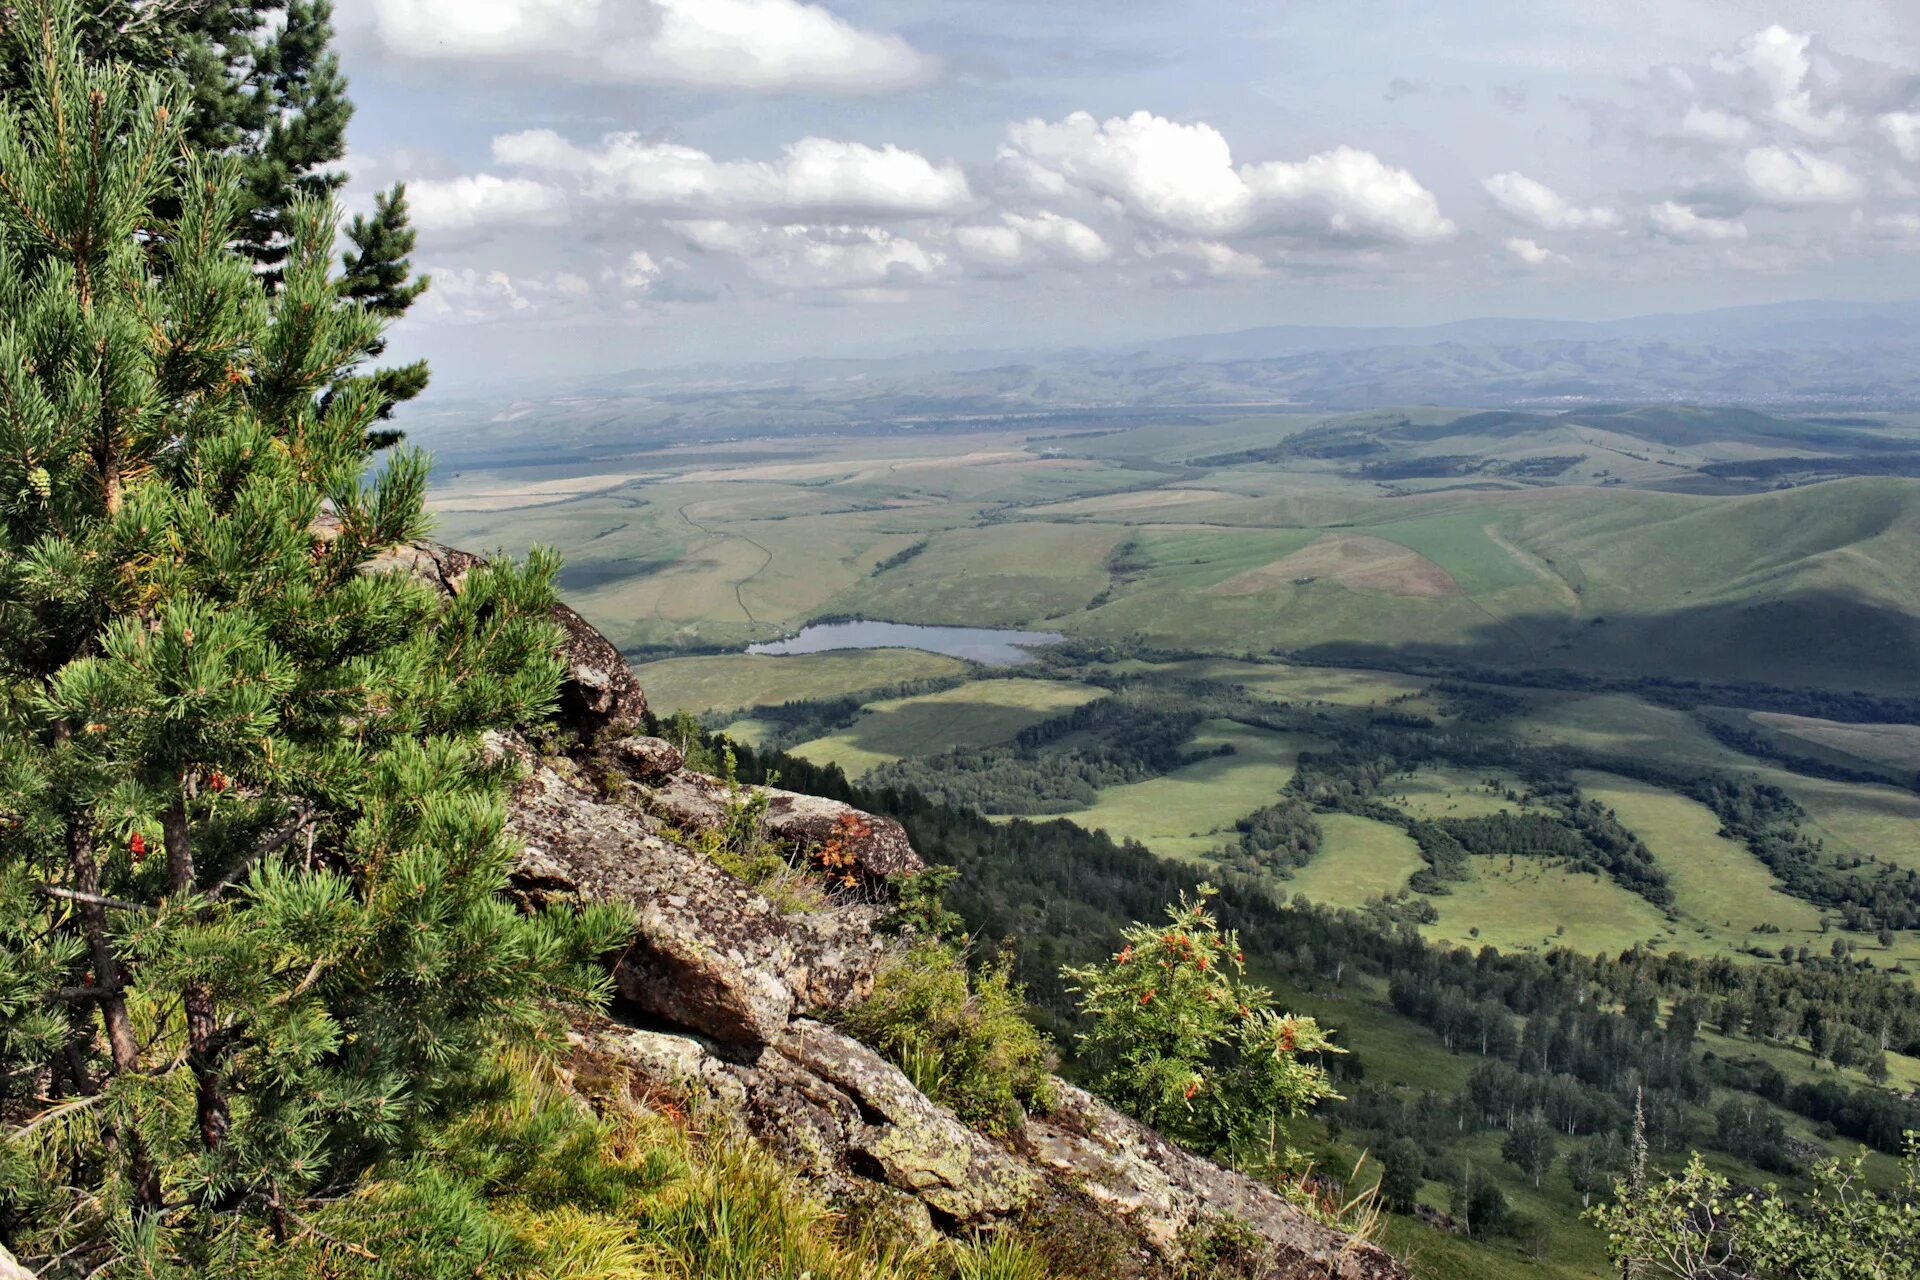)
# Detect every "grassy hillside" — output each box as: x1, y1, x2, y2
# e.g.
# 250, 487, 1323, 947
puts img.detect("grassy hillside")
431, 408, 1920, 691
